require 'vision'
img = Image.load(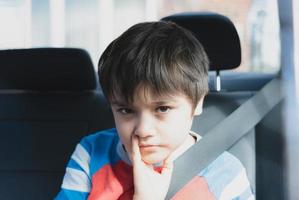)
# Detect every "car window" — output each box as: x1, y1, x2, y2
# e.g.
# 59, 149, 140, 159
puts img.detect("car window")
156, 0, 280, 73
0, 0, 280, 73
